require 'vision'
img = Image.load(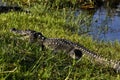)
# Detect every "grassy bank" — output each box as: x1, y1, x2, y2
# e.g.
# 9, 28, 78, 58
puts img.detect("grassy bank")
0, 2, 120, 80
